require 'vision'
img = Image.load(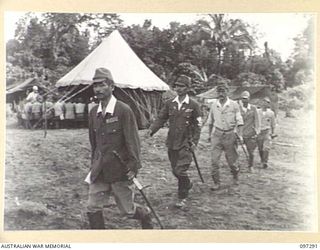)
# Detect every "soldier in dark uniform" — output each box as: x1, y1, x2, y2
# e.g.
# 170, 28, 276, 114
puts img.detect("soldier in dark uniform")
86, 67, 153, 229
149, 75, 202, 208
